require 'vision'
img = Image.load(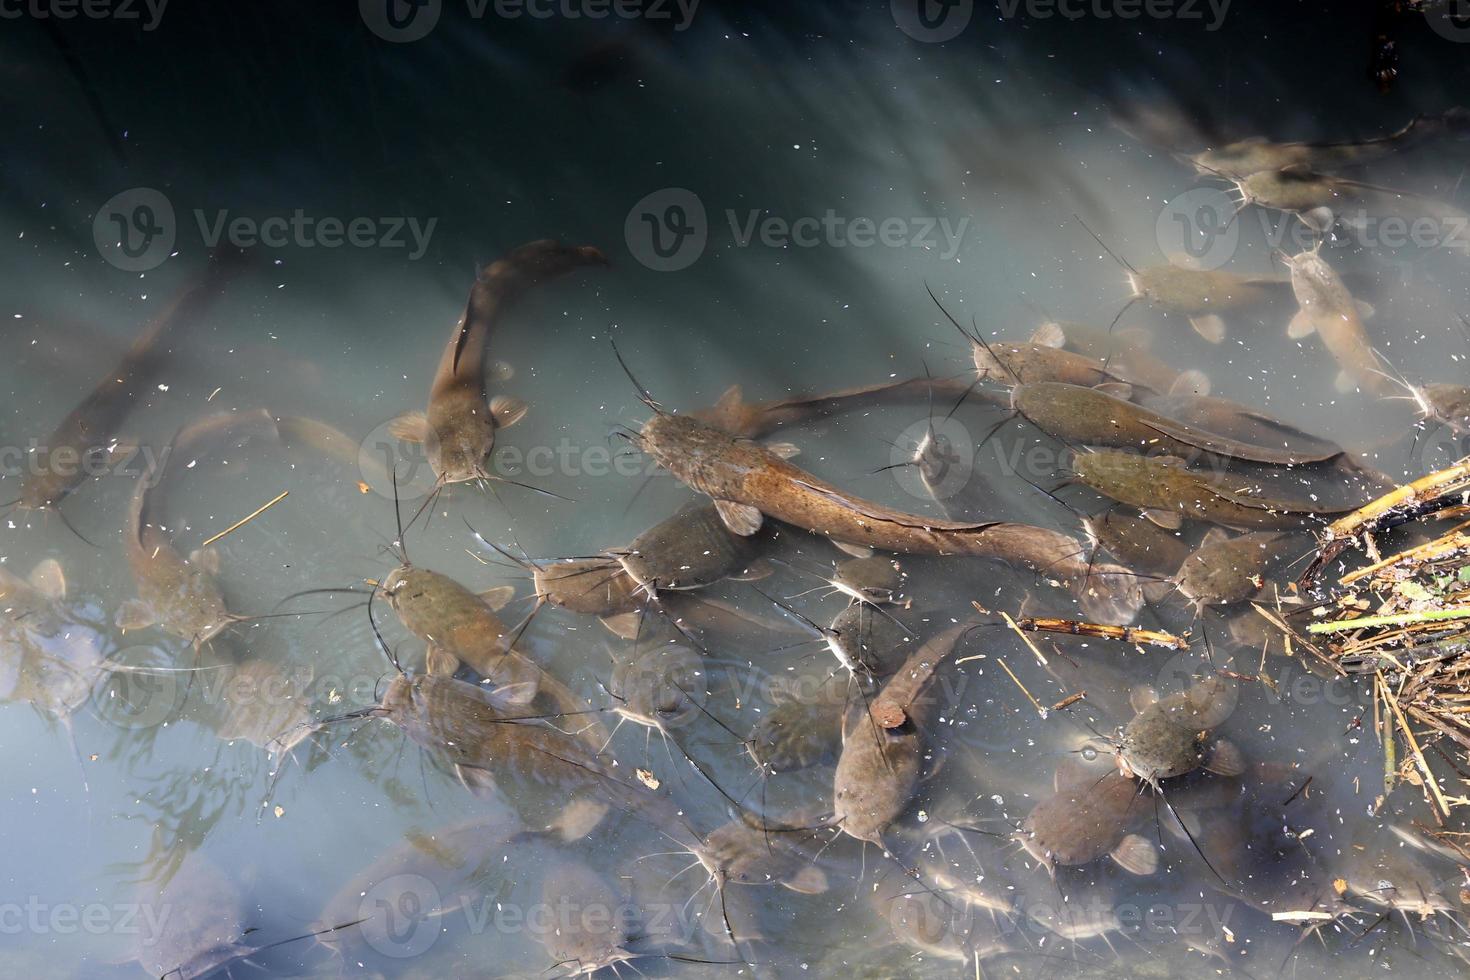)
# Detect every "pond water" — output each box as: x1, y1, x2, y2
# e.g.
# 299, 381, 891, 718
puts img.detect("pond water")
2, 2, 1470, 978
